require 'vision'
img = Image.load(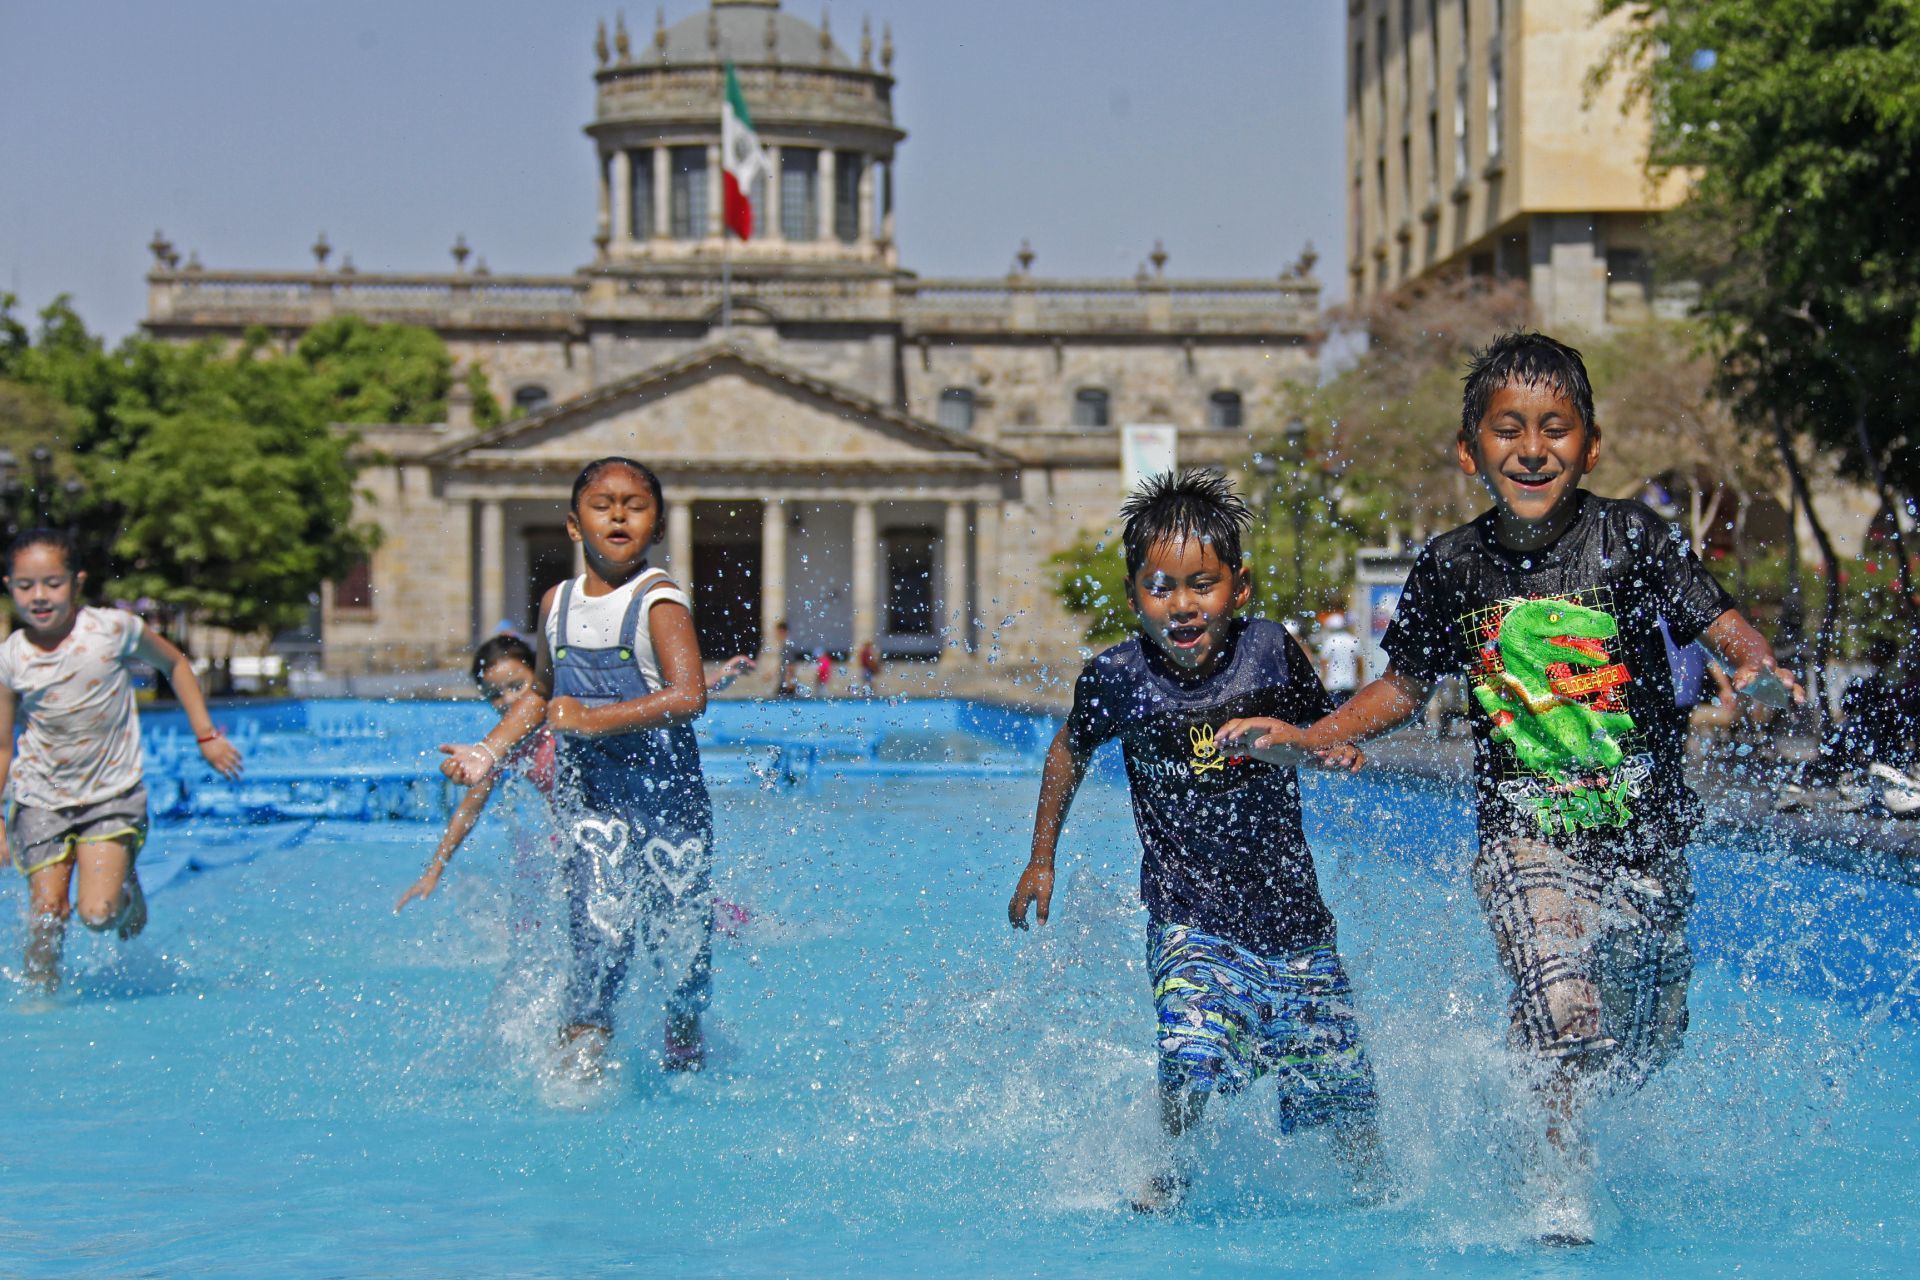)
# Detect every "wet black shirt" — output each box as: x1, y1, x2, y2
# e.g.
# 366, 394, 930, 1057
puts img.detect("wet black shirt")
1066, 618, 1337, 954
1382, 492, 1735, 856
